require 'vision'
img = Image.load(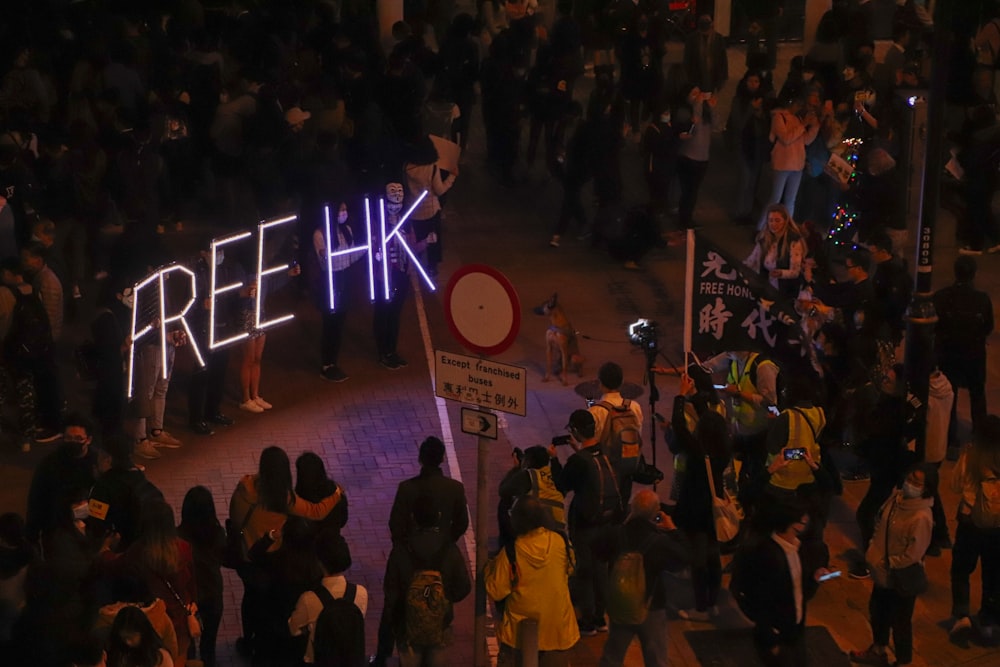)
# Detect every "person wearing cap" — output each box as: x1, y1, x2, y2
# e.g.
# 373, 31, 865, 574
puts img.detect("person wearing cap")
556, 408, 623, 635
